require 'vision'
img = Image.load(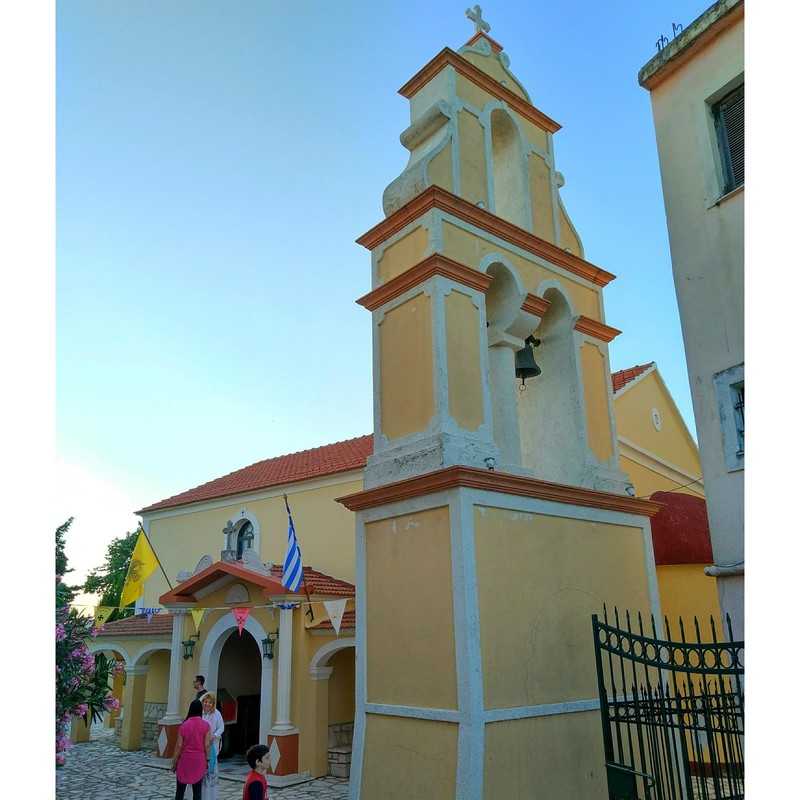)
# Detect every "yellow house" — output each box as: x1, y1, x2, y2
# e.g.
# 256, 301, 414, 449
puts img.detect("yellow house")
92, 360, 717, 783
91, 12, 720, 795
